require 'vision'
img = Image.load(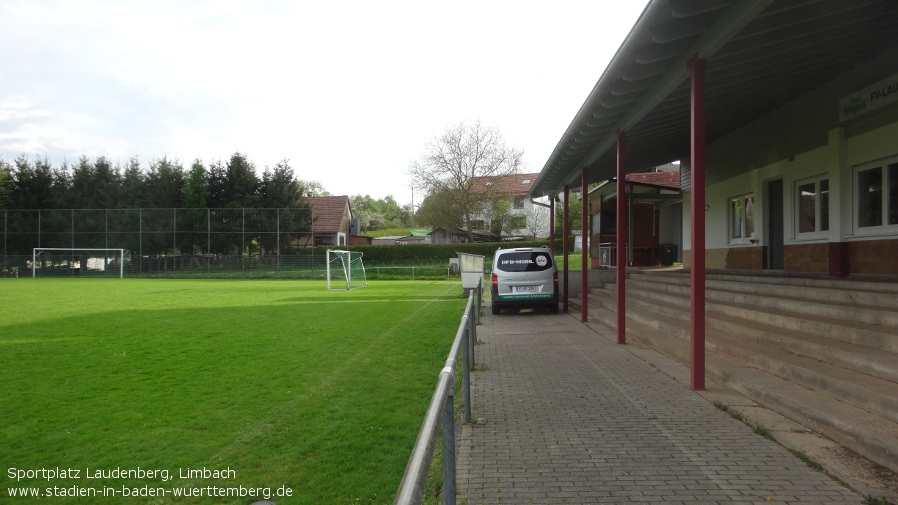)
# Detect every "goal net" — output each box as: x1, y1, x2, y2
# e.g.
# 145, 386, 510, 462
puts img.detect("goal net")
326, 249, 367, 290
32, 248, 128, 278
